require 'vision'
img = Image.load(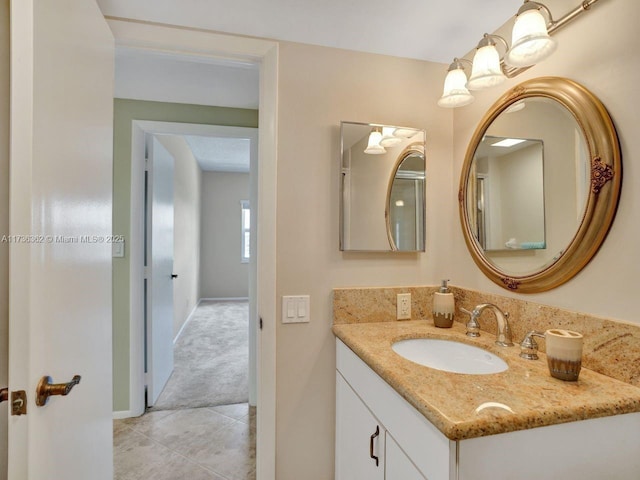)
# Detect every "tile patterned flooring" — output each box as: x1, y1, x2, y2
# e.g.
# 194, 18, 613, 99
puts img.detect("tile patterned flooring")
114, 403, 256, 480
